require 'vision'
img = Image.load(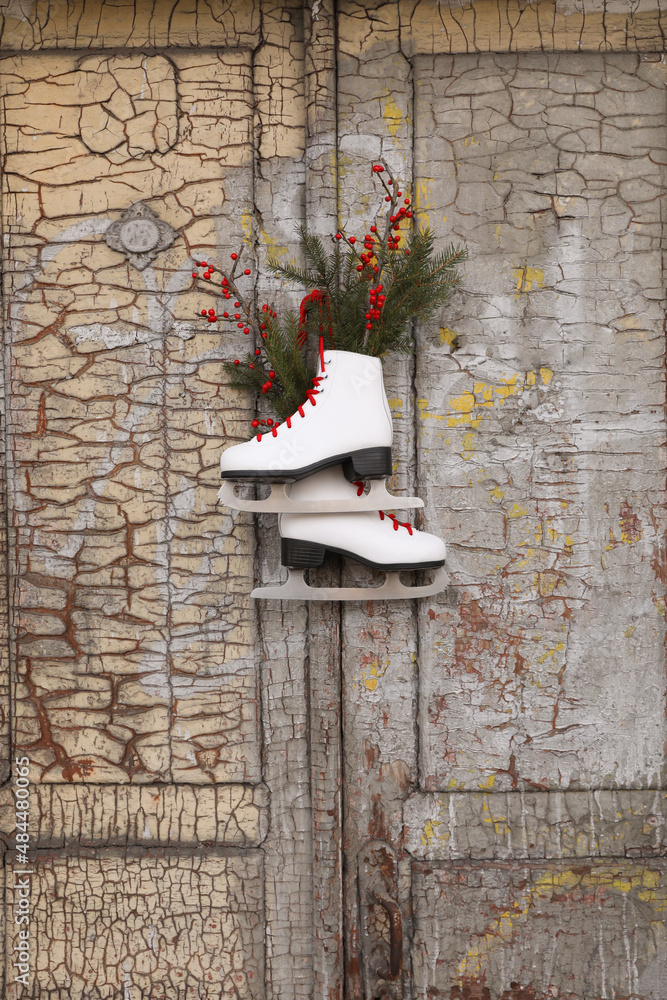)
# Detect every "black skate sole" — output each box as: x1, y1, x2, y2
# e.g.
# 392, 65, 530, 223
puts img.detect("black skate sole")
221, 447, 392, 484
282, 536, 445, 573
